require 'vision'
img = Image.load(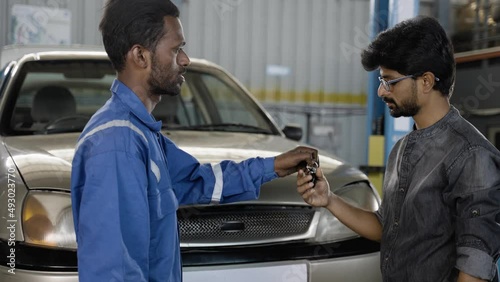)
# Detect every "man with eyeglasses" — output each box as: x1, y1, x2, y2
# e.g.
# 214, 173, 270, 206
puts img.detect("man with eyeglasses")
297, 16, 500, 282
